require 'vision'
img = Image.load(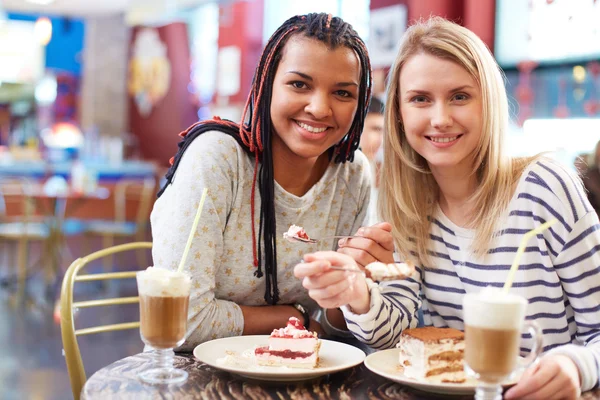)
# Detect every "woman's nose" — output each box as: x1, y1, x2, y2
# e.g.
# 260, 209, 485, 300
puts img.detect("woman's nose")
430, 104, 453, 130
305, 92, 333, 119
